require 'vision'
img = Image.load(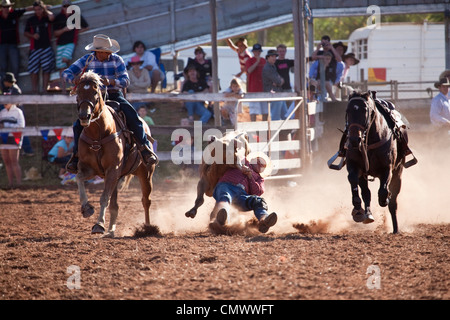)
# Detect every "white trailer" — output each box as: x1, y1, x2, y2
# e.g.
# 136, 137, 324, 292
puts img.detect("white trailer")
346, 22, 445, 99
